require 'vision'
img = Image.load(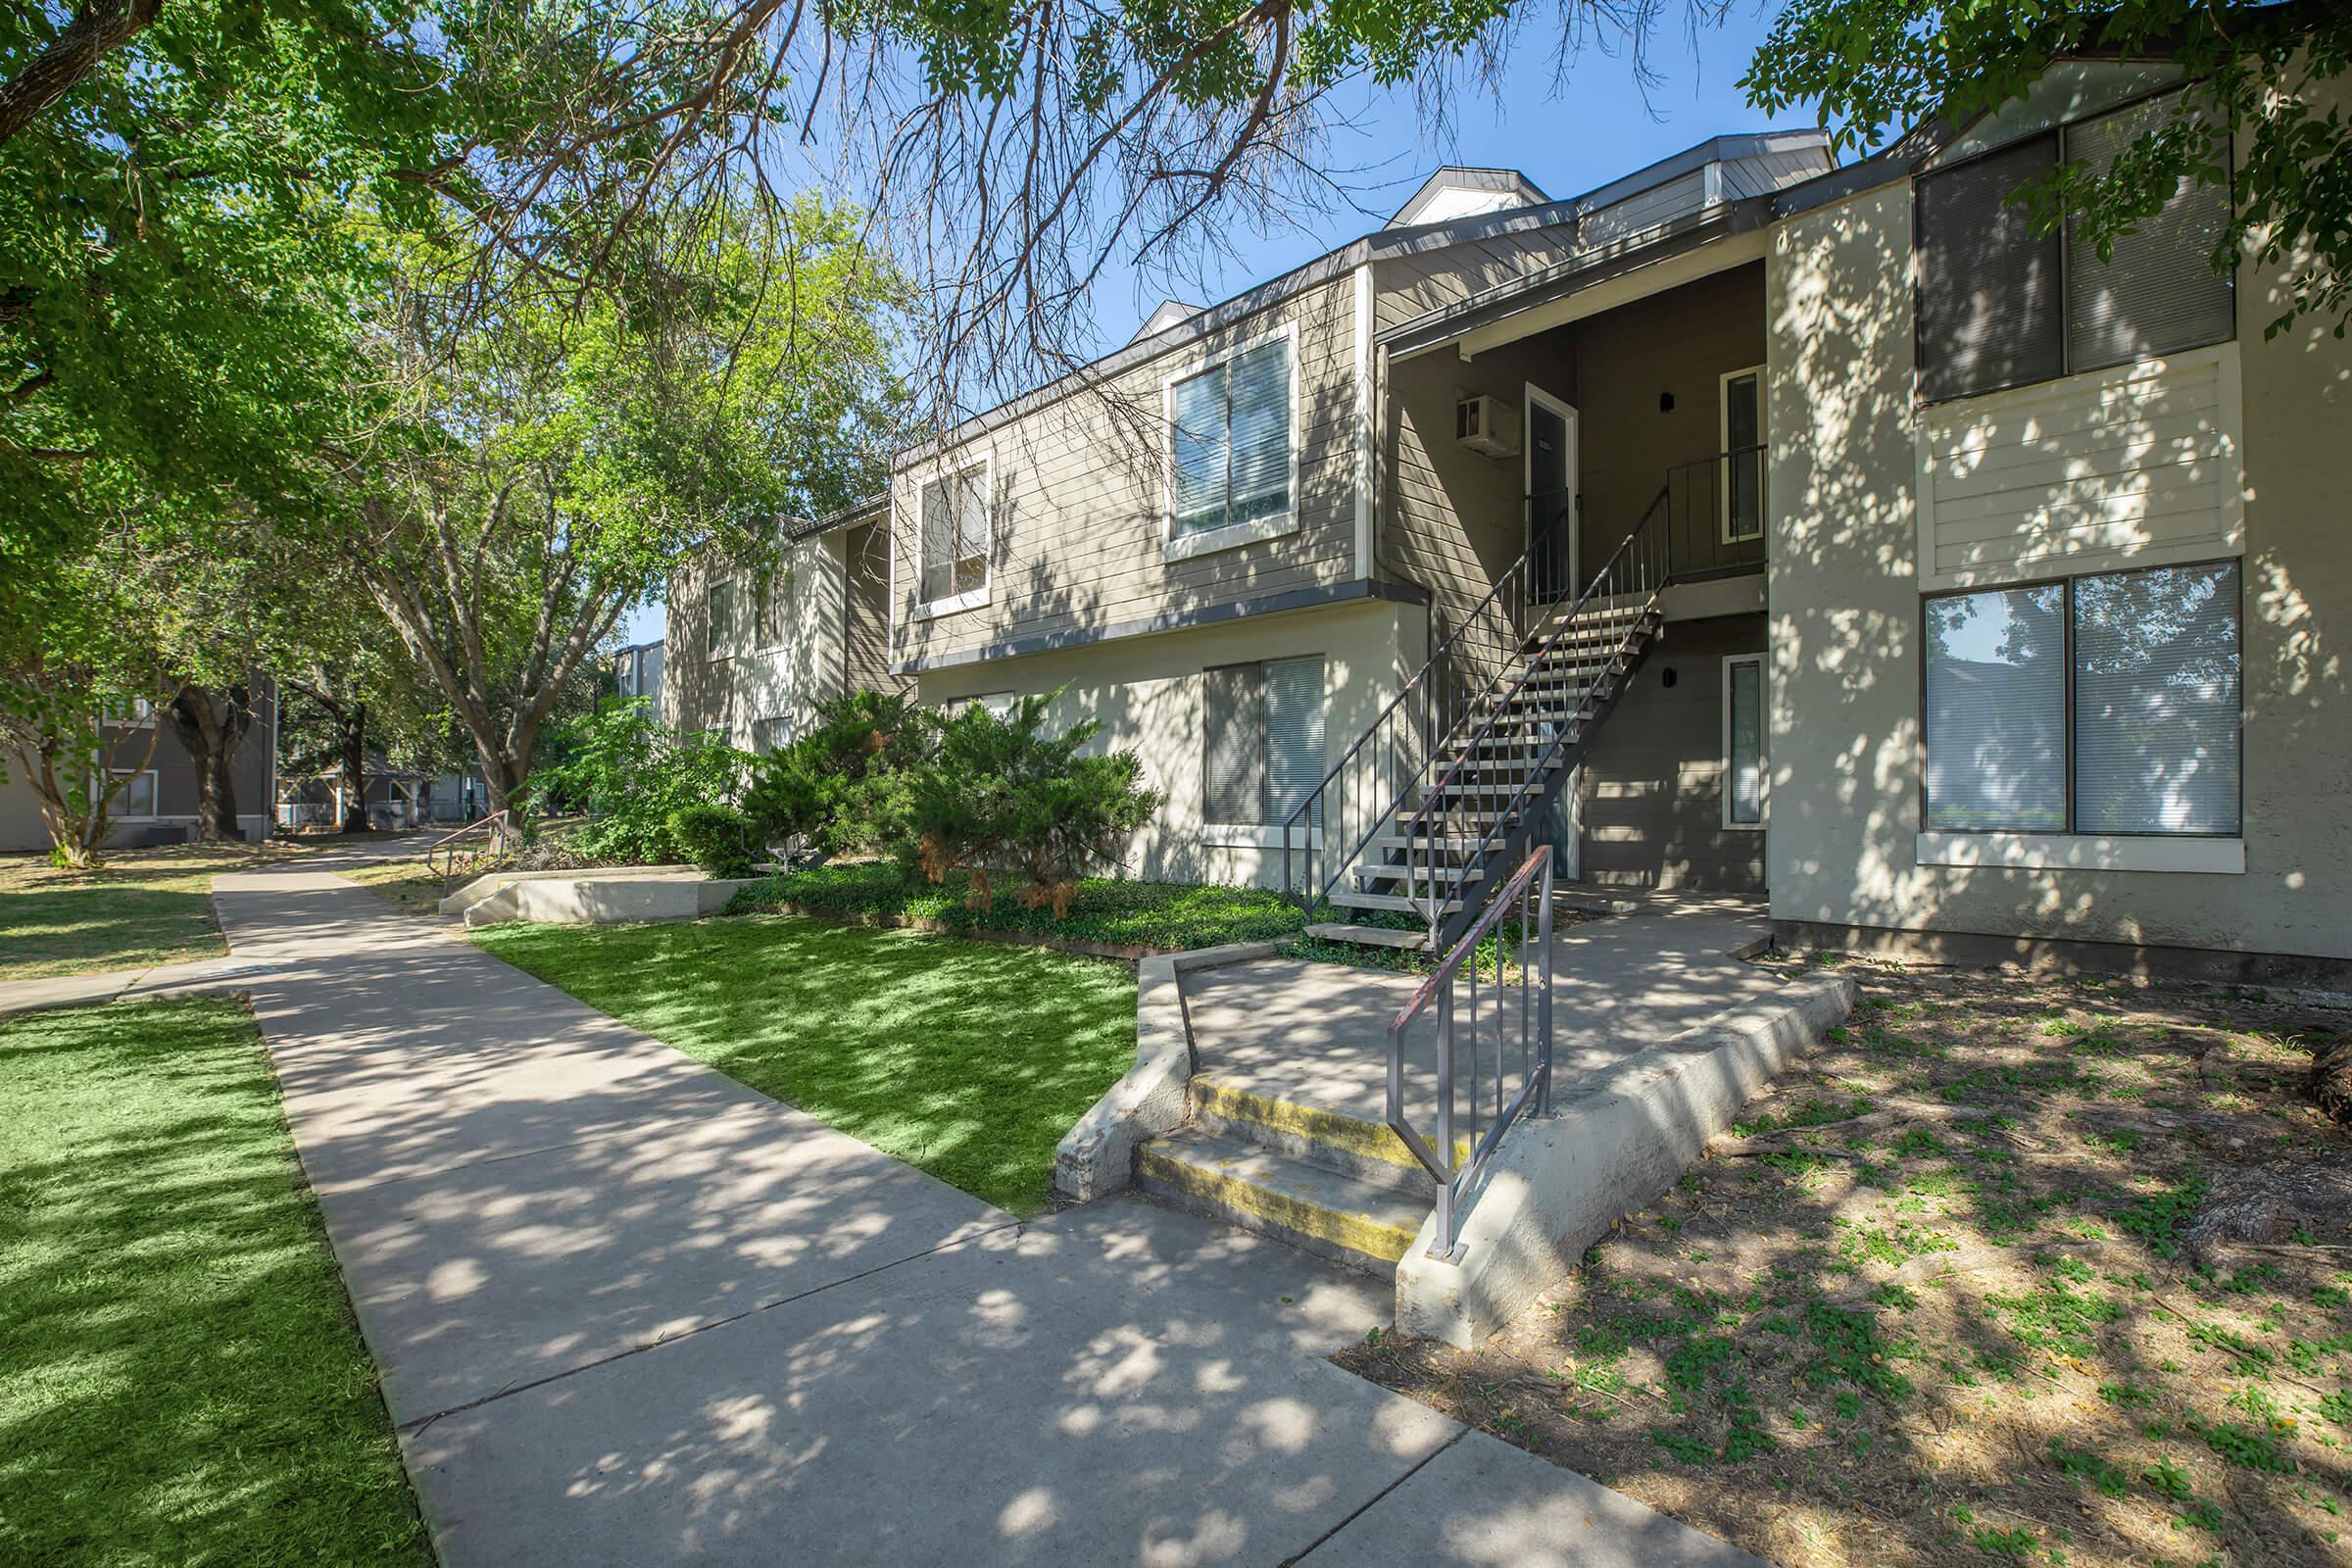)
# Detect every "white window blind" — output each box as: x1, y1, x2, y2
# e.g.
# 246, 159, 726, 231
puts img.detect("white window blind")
1725, 658, 1764, 825
1924, 584, 2068, 830
708, 579, 735, 655
2064, 99, 2235, 374
1170, 337, 1291, 539
920, 466, 988, 604
1203, 656, 1324, 825
2072, 562, 2240, 835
